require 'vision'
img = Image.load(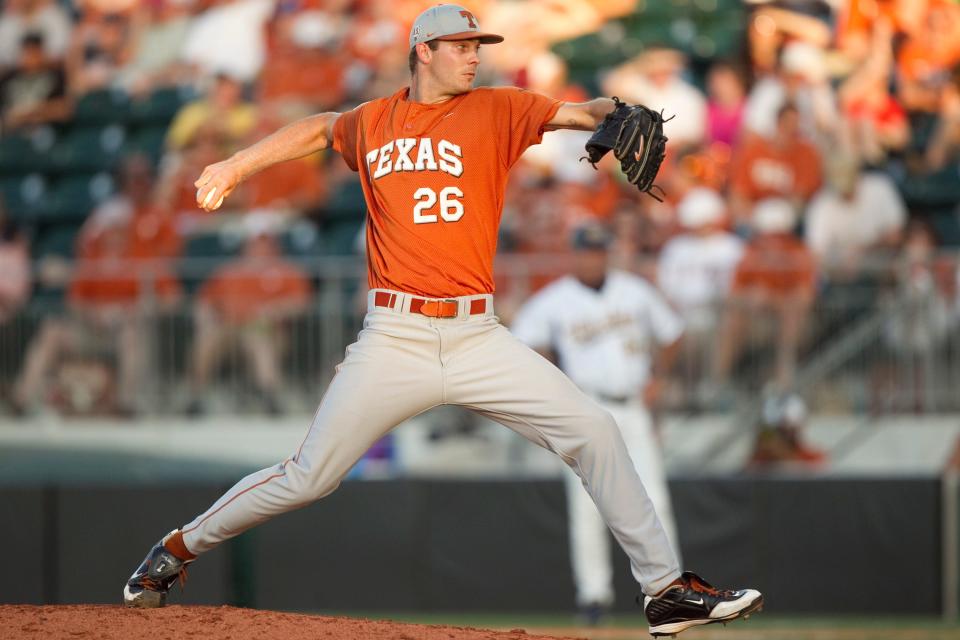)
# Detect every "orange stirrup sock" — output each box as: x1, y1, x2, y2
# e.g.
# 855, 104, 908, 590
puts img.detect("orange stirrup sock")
163, 530, 197, 561
655, 576, 685, 597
